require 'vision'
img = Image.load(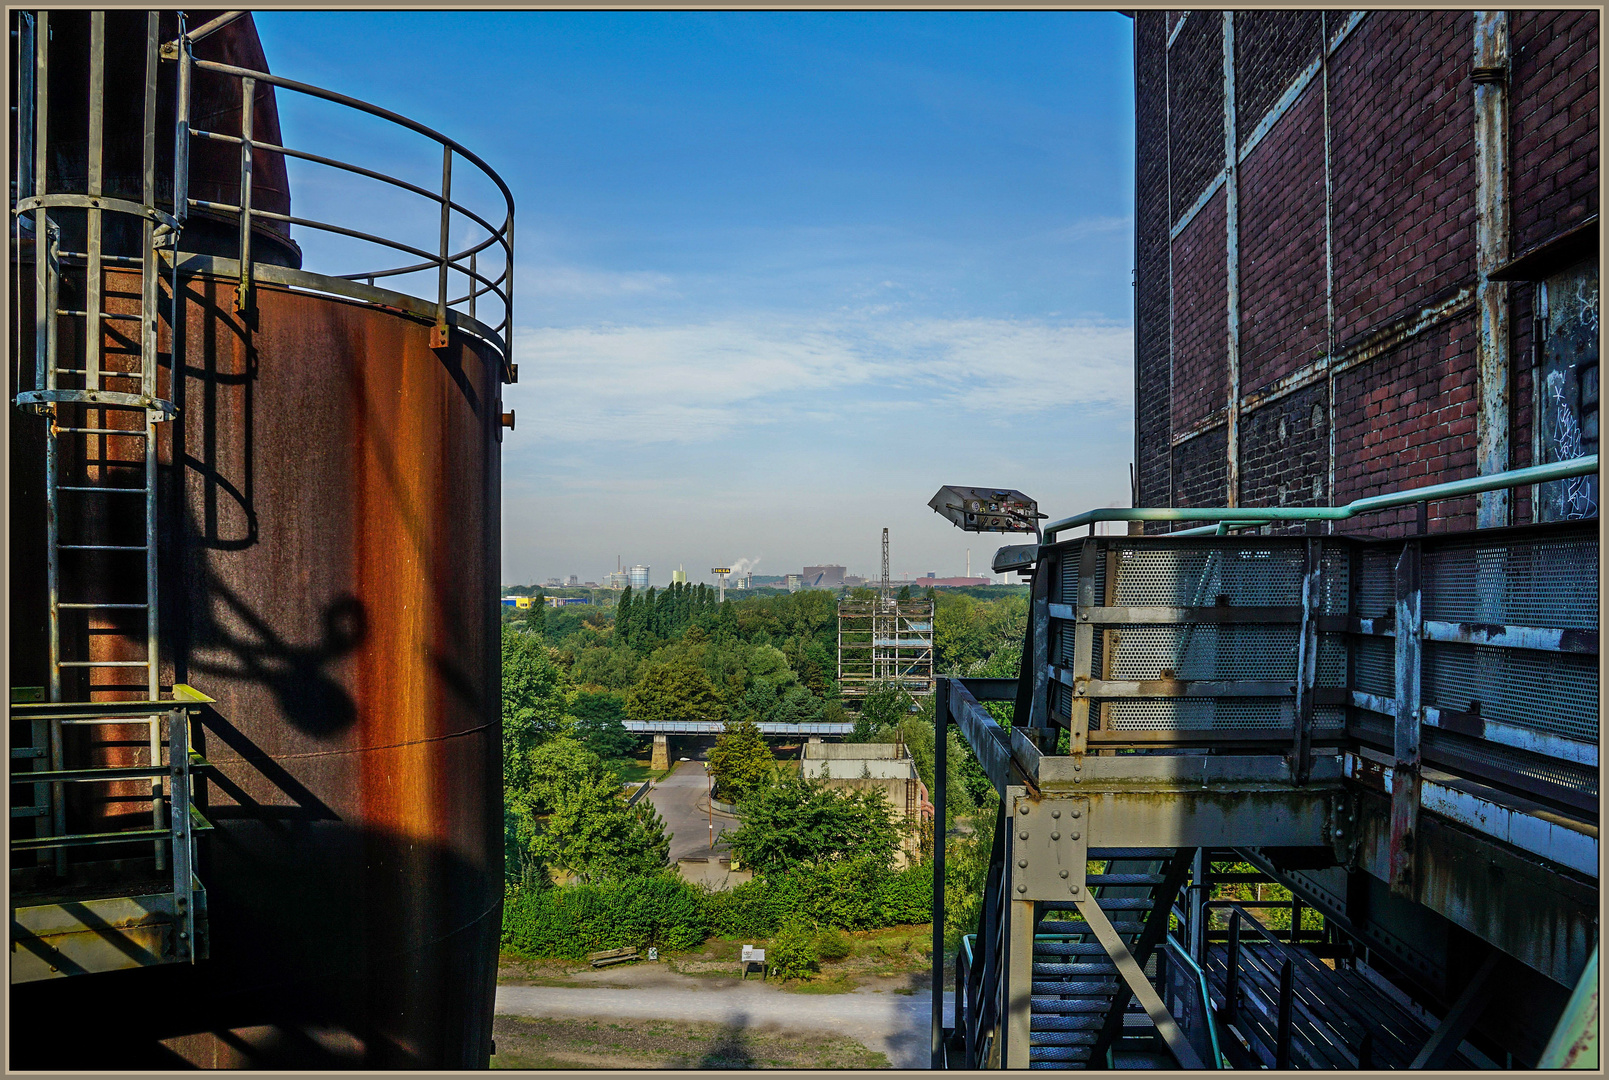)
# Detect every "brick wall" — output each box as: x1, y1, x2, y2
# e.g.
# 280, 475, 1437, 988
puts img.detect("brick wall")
1332, 314, 1480, 533
1240, 381, 1330, 512
1329, 10, 1476, 345
1511, 11, 1599, 254
1233, 10, 1322, 147
1133, 10, 1595, 535
1168, 12, 1224, 222
1135, 10, 1173, 510
1171, 427, 1228, 511
1170, 191, 1227, 435
1237, 79, 1328, 393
